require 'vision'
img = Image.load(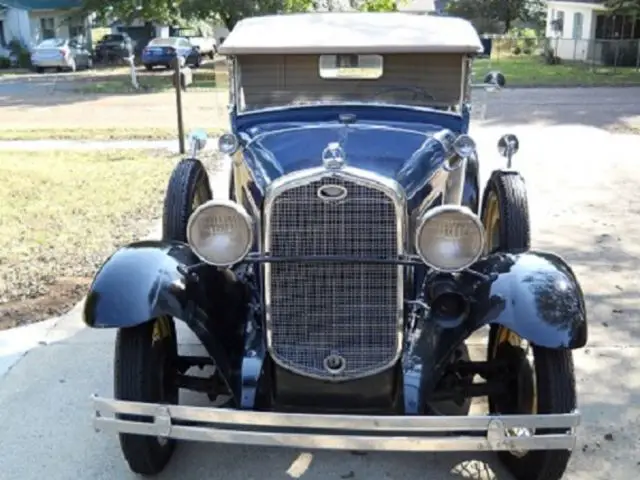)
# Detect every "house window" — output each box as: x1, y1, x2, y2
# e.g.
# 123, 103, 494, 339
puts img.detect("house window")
40, 17, 55, 39
573, 12, 583, 39
551, 10, 564, 36
68, 17, 85, 40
